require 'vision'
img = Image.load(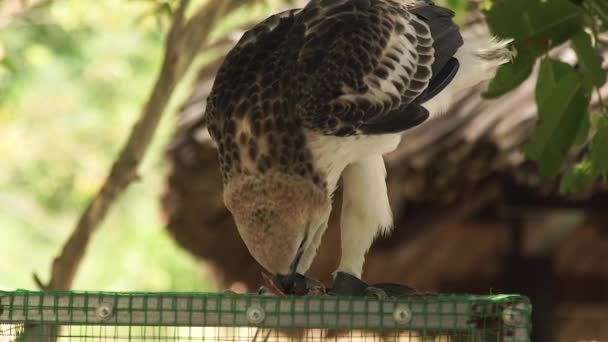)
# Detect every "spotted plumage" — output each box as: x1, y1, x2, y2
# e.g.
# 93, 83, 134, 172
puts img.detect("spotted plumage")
205, 0, 462, 185
204, 0, 511, 292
